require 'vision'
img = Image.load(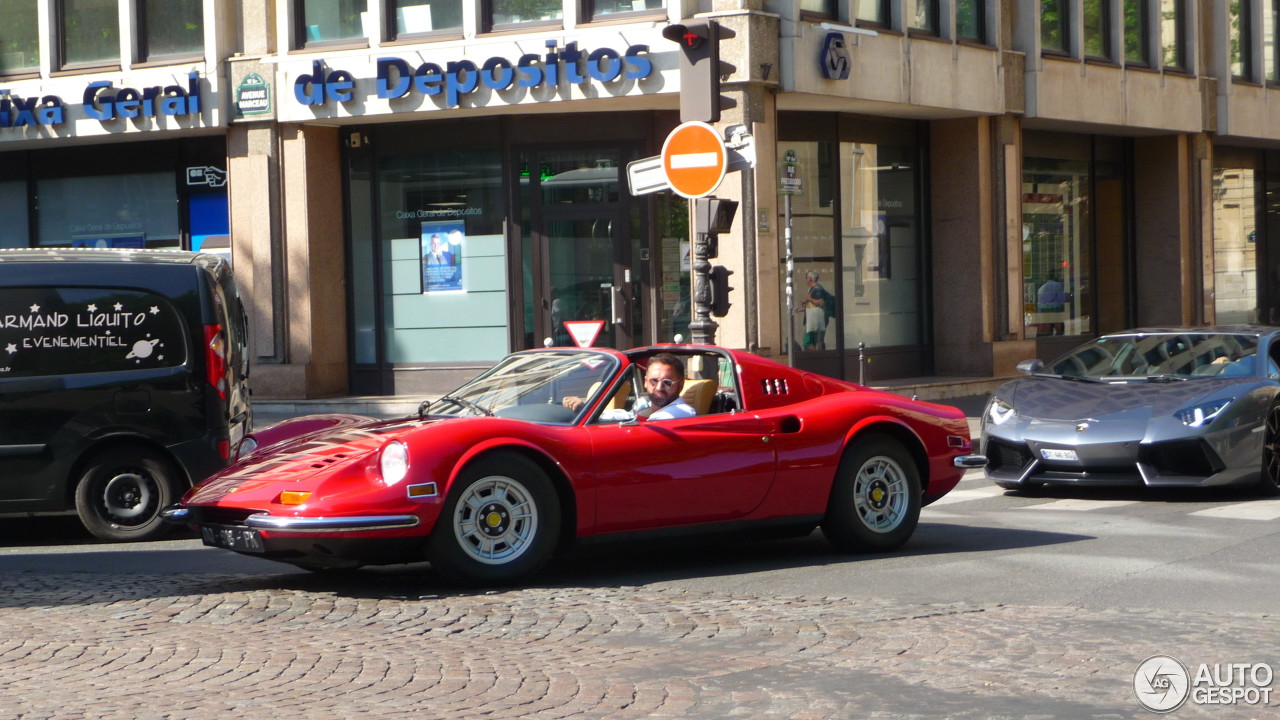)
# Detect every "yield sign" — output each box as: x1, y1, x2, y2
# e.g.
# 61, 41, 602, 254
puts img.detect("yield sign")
563, 320, 605, 348
661, 121, 727, 199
